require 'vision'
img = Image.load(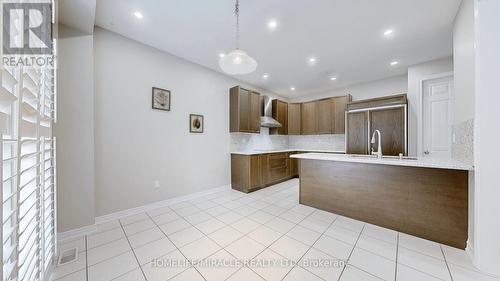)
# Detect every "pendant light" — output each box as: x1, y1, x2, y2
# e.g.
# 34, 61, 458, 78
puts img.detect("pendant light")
219, 0, 257, 75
